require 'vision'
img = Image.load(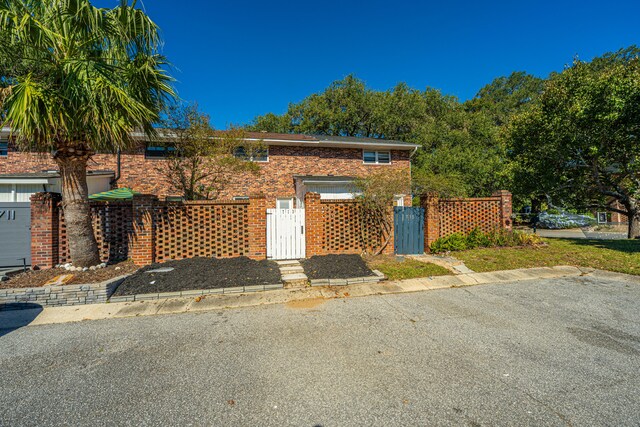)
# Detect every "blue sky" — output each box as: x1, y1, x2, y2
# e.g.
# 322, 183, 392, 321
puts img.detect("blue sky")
102, 0, 639, 129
